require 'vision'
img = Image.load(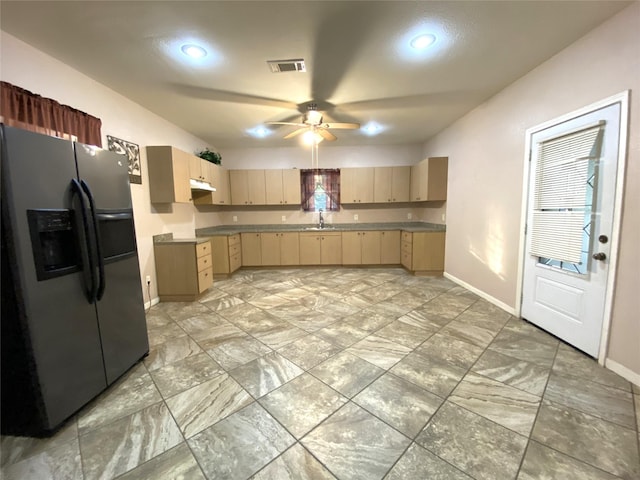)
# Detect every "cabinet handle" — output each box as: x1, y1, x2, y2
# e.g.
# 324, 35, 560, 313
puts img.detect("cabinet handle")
388, 199, 391, 202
